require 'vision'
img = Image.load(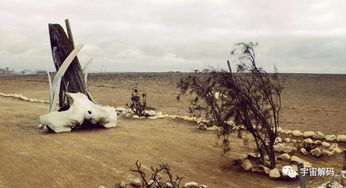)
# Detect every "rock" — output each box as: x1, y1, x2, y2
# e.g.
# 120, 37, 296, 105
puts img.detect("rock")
115, 107, 129, 113
199, 185, 208, 188
326, 181, 343, 188
241, 159, 253, 171
332, 147, 342, 154
247, 152, 260, 159
148, 180, 159, 187
284, 138, 291, 143
300, 148, 309, 155
329, 143, 339, 150
275, 137, 282, 144
130, 178, 142, 187
326, 135, 337, 141
168, 115, 177, 119
206, 126, 219, 131
148, 116, 158, 120
145, 110, 156, 116
303, 131, 315, 138
251, 165, 270, 174
122, 112, 133, 119
132, 115, 140, 119
278, 153, 290, 161
274, 143, 294, 153
97, 186, 106, 188
292, 130, 303, 137
264, 155, 270, 161
183, 182, 199, 188
303, 138, 314, 144
156, 111, 163, 116
322, 149, 334, 156
322, 141, 331, 147
199, 123, 207, 130
292, 146, 298, 152
310, 147, 322, 157
290, 156, 312, 168
115, 181, 127, 188
313, 131, 325, 140
314, 140, 322, 145
291, 139, 298, 143
165, 182, 173, 188
269, 168, 281, 179
282, 129, 292, 134
274, 143, 285, 152
337, 135, 346, 142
